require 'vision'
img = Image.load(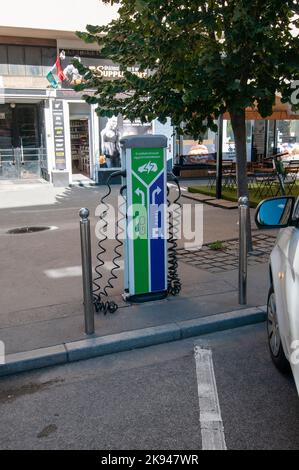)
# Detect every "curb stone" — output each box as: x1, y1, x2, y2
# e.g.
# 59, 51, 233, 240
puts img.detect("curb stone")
0, 306, 267, 378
